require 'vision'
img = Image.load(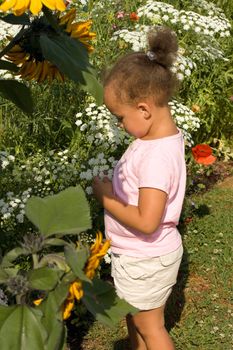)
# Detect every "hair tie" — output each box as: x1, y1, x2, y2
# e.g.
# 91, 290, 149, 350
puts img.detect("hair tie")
146, 51, 157, 61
